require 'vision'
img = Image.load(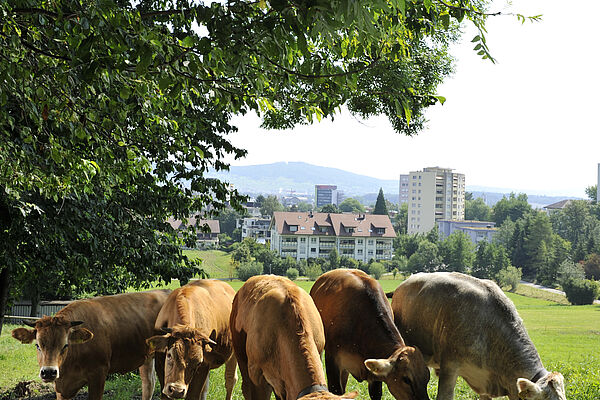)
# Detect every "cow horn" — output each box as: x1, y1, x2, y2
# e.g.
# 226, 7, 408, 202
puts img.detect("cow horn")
204, 338, 217, 346
70, 321, 84, 327
24, 320, 37, 328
